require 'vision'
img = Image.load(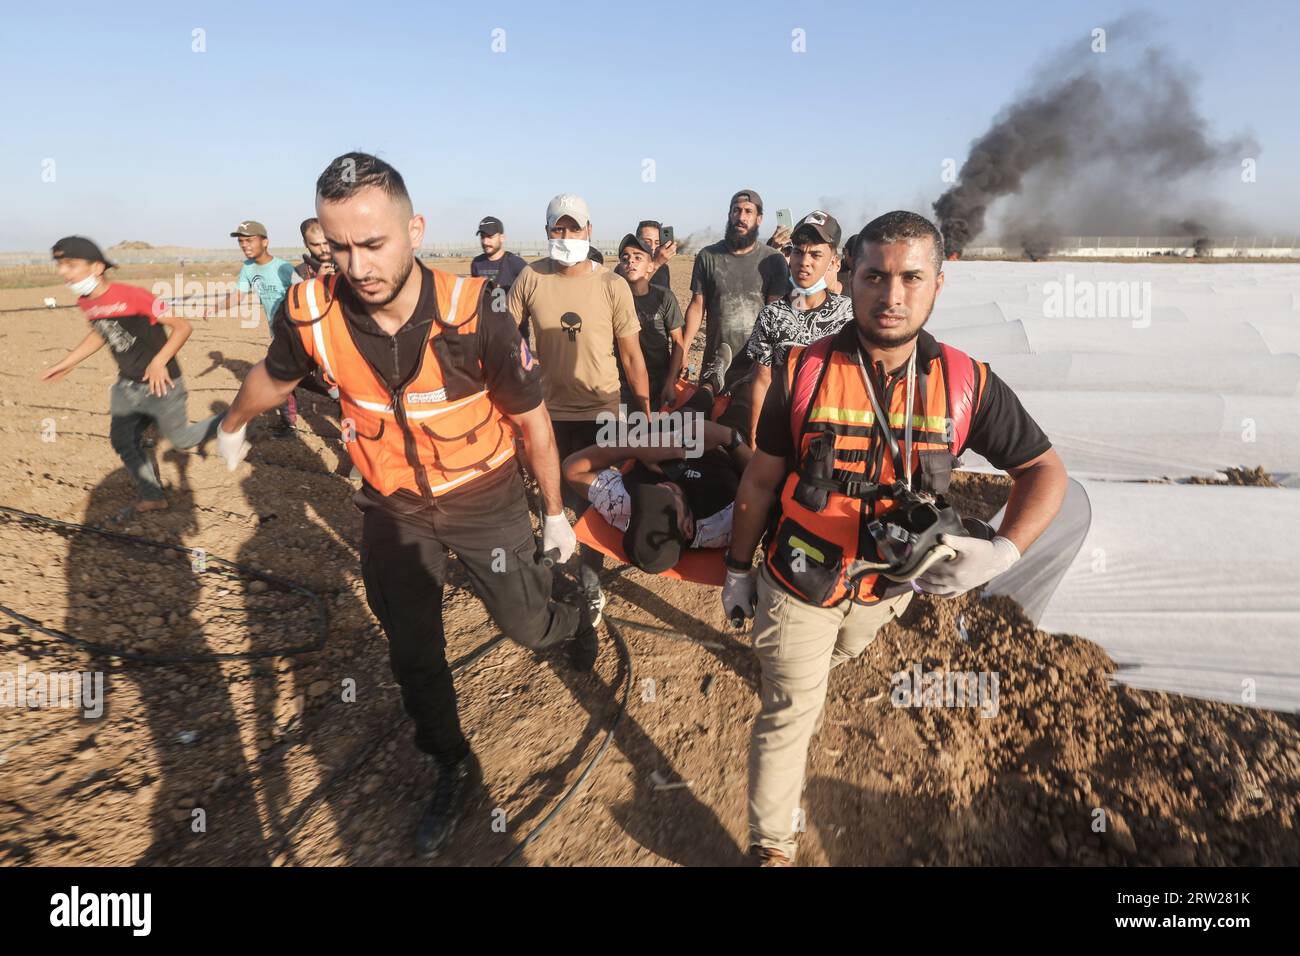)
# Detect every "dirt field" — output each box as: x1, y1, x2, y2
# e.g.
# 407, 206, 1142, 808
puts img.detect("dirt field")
2, 257, 1297, 867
